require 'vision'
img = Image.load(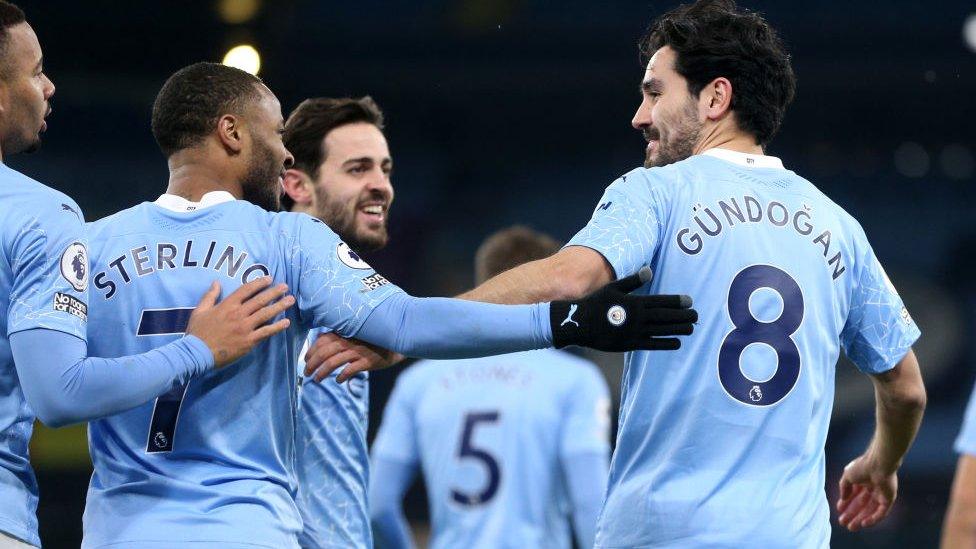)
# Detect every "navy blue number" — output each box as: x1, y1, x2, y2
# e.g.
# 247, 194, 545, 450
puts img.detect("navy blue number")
718, 265, 803, 406
451, 411, 501, 506
137, 308, 194, 453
